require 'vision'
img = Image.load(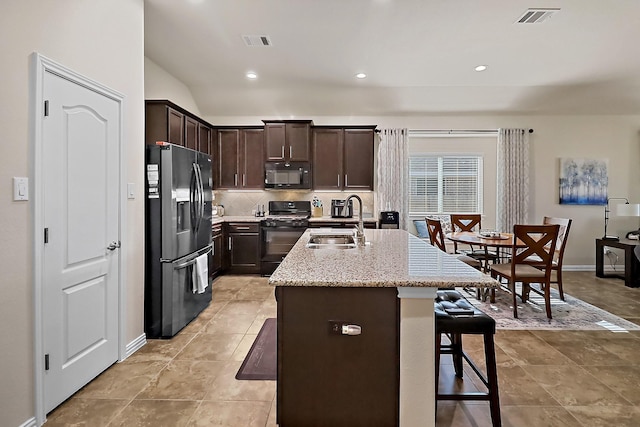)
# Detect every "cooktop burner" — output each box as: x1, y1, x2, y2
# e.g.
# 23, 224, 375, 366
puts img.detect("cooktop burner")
261, 201, 312, 227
